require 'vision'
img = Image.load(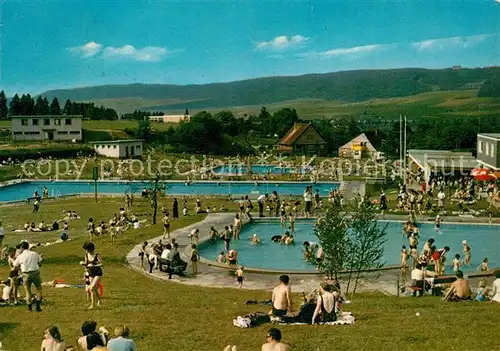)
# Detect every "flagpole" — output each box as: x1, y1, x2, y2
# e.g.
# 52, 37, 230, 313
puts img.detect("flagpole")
399, 114, 402, 179
404, 115, 407, 186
